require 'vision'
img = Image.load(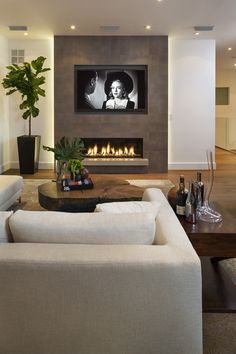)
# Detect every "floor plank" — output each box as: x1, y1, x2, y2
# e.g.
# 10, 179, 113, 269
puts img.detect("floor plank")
3, 147, 236, 202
